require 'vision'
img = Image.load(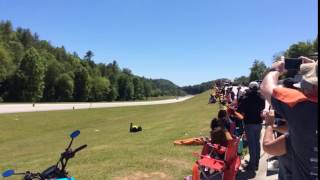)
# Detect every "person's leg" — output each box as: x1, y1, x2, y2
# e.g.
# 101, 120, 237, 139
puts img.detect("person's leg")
254, 124, 262, 169
244, 124, 256, 168
249, 124, 258, 168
